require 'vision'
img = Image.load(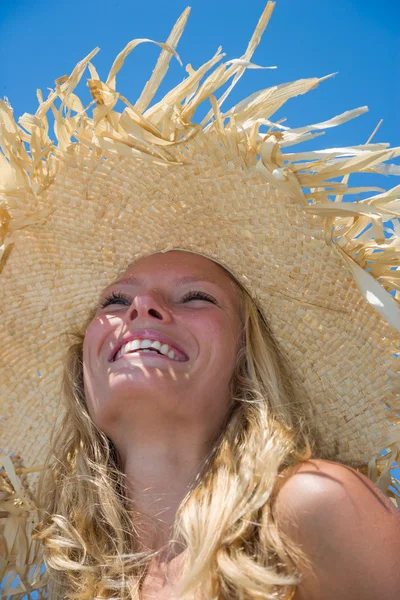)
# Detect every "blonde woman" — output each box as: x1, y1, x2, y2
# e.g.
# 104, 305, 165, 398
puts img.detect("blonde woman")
1, 3, 400, 599
33, 248, 400, 600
